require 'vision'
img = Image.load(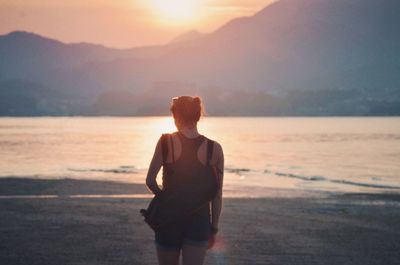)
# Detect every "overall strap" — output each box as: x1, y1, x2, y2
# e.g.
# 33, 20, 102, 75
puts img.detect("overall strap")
161, 134, 168, 165
170, 134, 175, 162
161, 134, 174, 164
207, 139, 221, 190
206, 139, 214, 166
